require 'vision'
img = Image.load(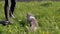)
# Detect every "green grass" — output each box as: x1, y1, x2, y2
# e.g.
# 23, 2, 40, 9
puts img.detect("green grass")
0, 1, 60, 34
